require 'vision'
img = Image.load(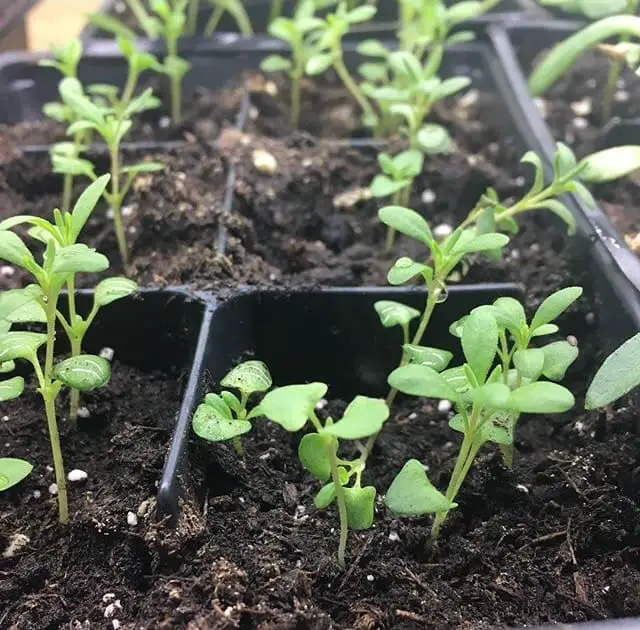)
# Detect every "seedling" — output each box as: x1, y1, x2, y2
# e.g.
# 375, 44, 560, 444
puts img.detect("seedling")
204, 0, 254, 36
0, 178, 124, 523
386, 289, 580, 538
369, 149, 424, 249
529, 12, 640, 120
0, 176, 137, 423
0, 458, 32, 492
250, 383, 389, 567
193, 361, 273, 456
57, 76, 163, 268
